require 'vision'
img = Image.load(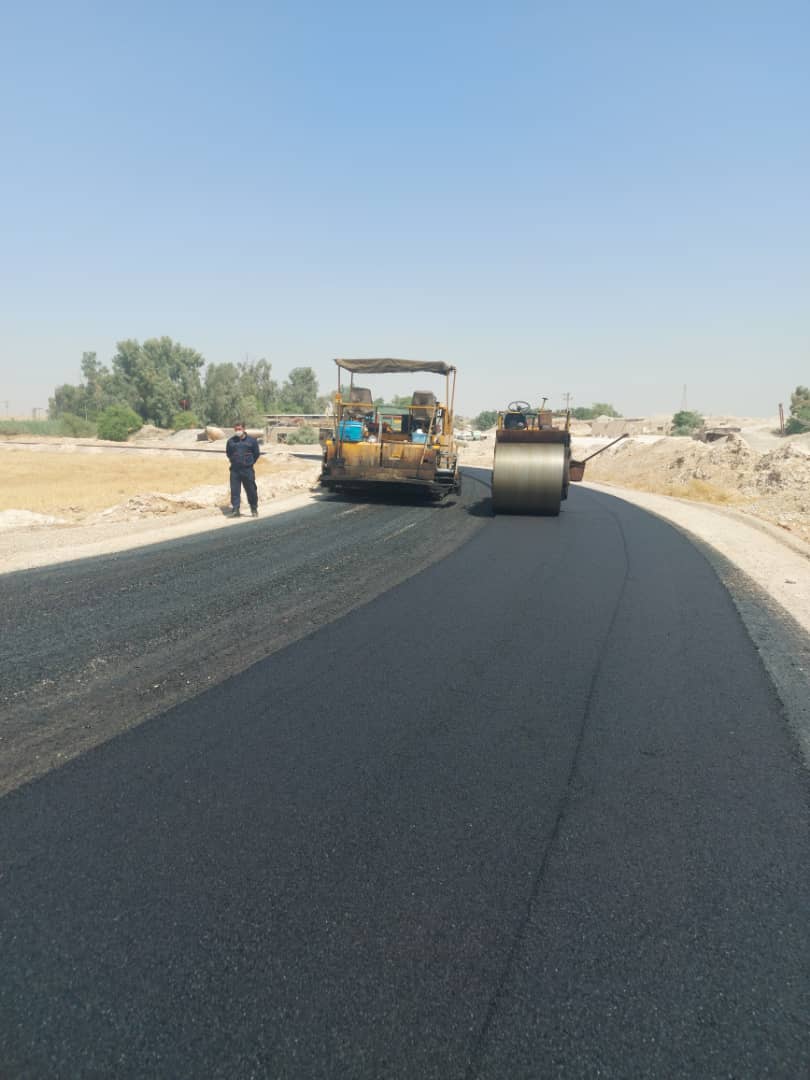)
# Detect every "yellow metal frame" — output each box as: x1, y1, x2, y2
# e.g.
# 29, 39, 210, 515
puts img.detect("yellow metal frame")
322, 363, 458, 491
